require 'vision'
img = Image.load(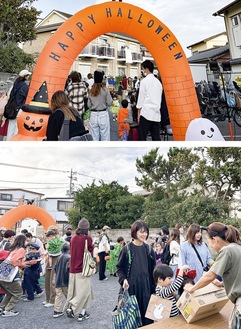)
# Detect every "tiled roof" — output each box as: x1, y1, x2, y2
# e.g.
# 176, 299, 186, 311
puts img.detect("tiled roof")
187, 44, 229, 63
